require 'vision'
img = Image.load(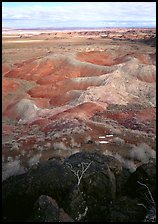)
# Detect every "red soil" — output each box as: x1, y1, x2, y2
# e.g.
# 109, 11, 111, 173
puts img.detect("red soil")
29, 118, 50, 127
3, 100, 21, 119
76, 51, 128, 66
28, 76, 100, 101
2, 65, 10, 74
32, 98, 50, 108
96, 106, 156, 133
27, 85, 55, 99
102, 107, 155, 123
16, 135, 37, 148
2, 78, 20, 97
135, 107, 156, 122
2, 50, 156, 145
2, 124, 15, 135
137, 72, 156, 83
134, 53, 154, 65
49, 92, 78, 107
5, 59, 55, 82
47, 102, 106, 122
